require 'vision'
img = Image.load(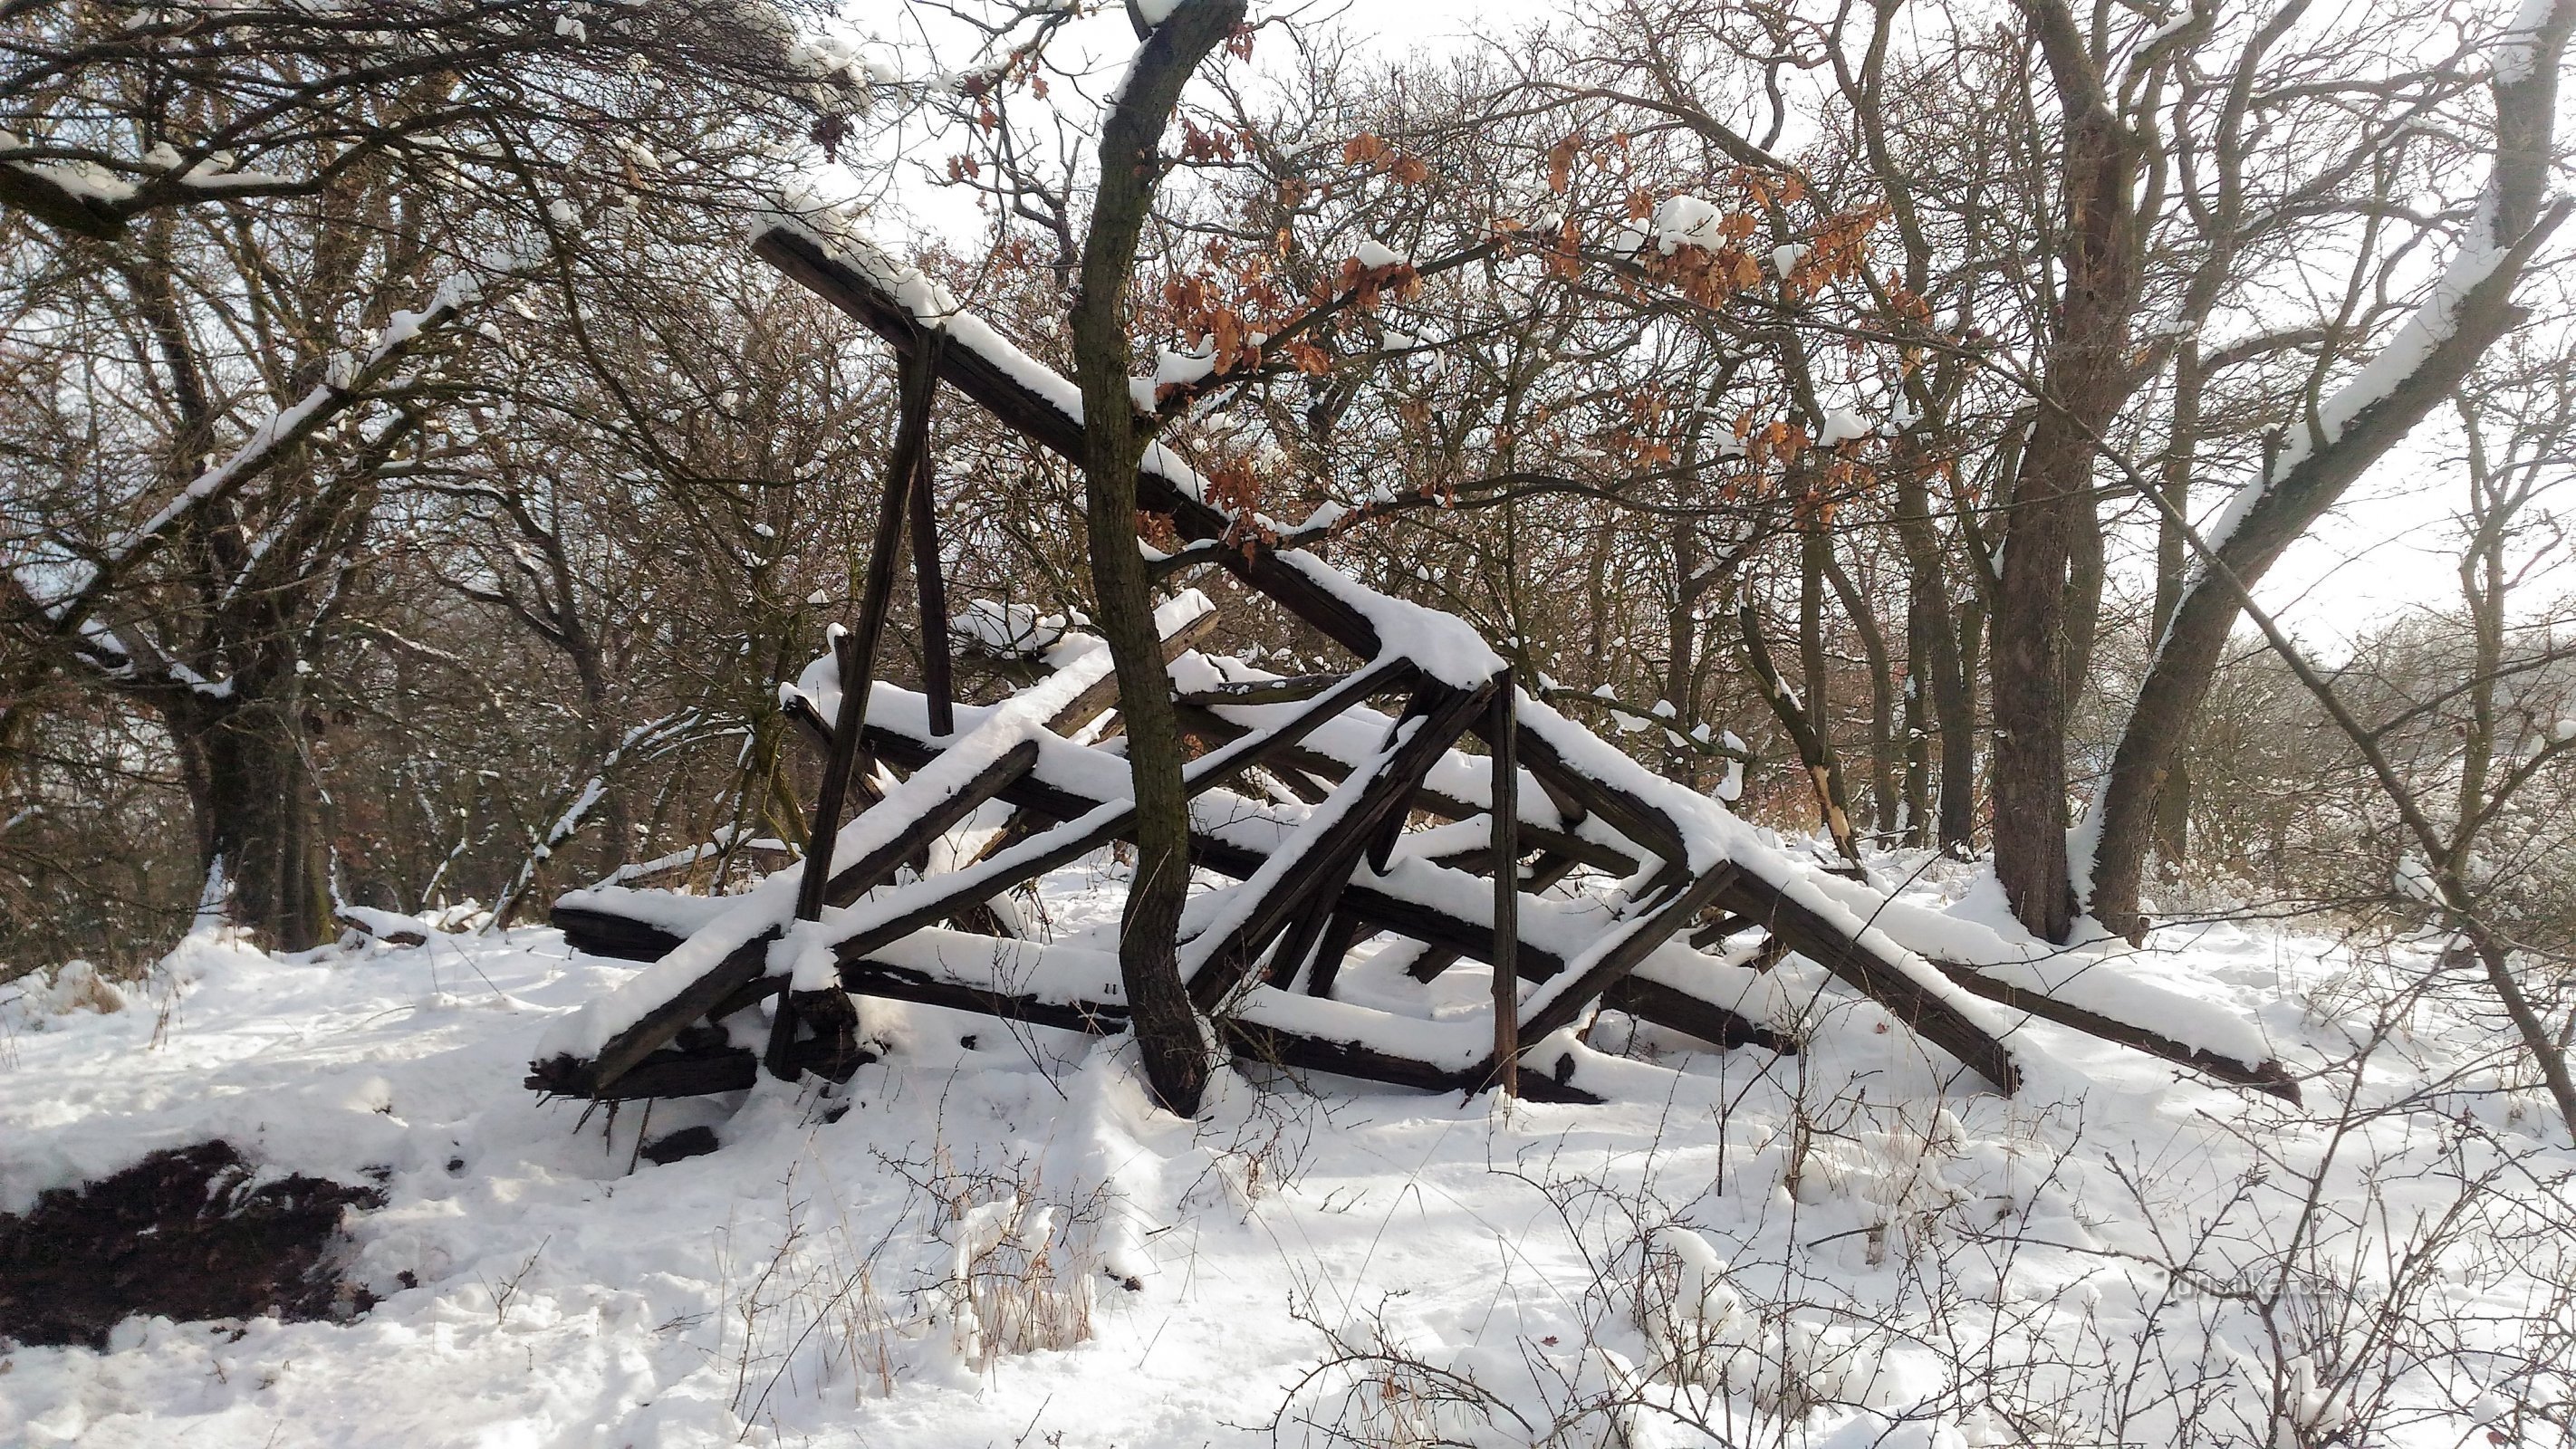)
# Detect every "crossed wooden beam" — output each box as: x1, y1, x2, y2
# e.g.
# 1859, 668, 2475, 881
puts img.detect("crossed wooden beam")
522, 216, 2301, 1111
